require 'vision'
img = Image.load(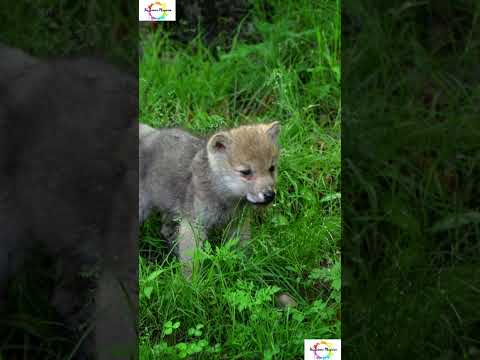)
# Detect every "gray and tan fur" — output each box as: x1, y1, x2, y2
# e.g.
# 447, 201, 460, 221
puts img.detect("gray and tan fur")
139, 122, 280, 277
